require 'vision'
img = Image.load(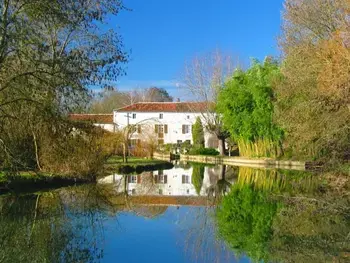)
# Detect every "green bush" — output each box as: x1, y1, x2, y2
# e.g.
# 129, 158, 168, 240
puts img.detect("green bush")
188, 147, 220, 156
